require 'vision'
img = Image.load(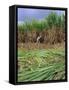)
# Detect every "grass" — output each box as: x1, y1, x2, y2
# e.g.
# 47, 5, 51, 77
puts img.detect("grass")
17, 46, 65, 82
